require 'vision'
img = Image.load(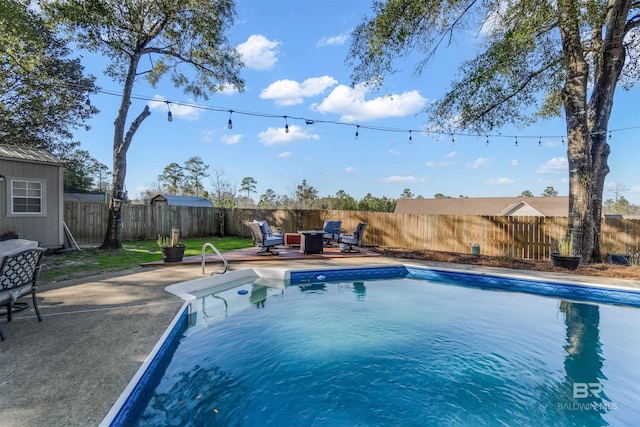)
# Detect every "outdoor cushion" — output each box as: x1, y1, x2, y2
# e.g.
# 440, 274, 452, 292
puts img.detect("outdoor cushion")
0, 239, 38, 264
